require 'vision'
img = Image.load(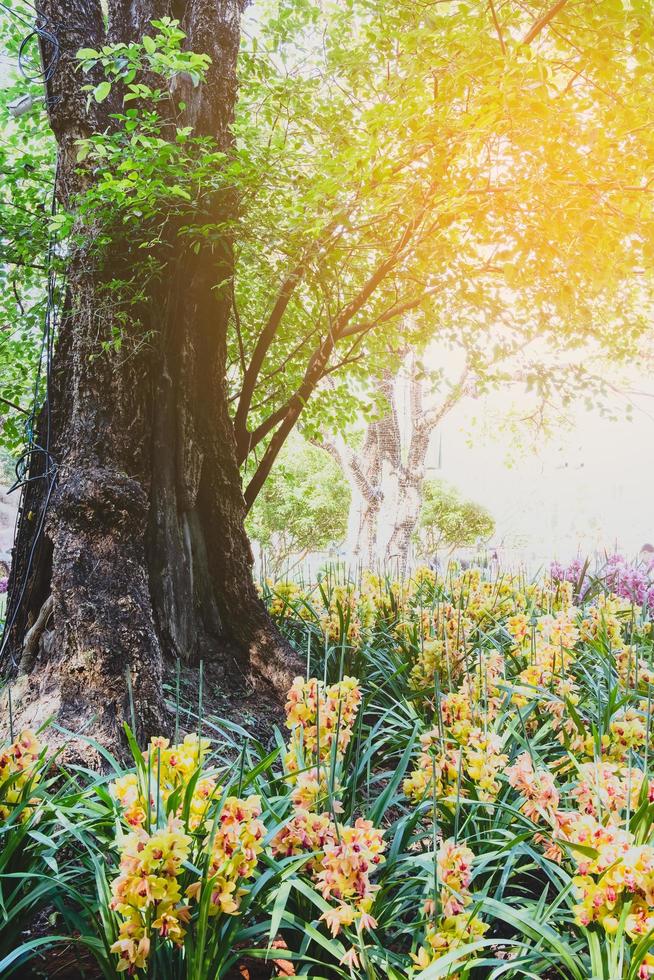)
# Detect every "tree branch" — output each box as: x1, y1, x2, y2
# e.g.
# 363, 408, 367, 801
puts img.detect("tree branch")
241, 192, 436, 473
234, 174, 428, 448
233, 225, 339, 452
312, 433, 375, 502
0, 395, 29, 416
522, 0, 569, 45
489, 0, 507, 55
338, 285, 439, 340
